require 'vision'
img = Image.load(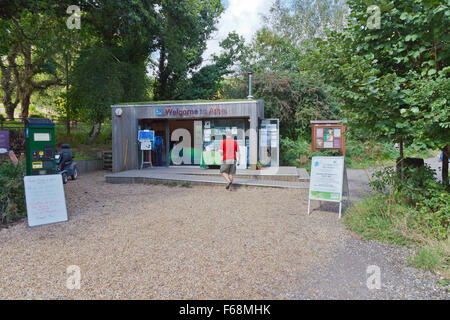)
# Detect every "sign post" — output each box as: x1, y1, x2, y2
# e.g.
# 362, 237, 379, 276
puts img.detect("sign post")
307, 156, 350, 218
24, 174, 68, 227
138, 130, 154, 170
